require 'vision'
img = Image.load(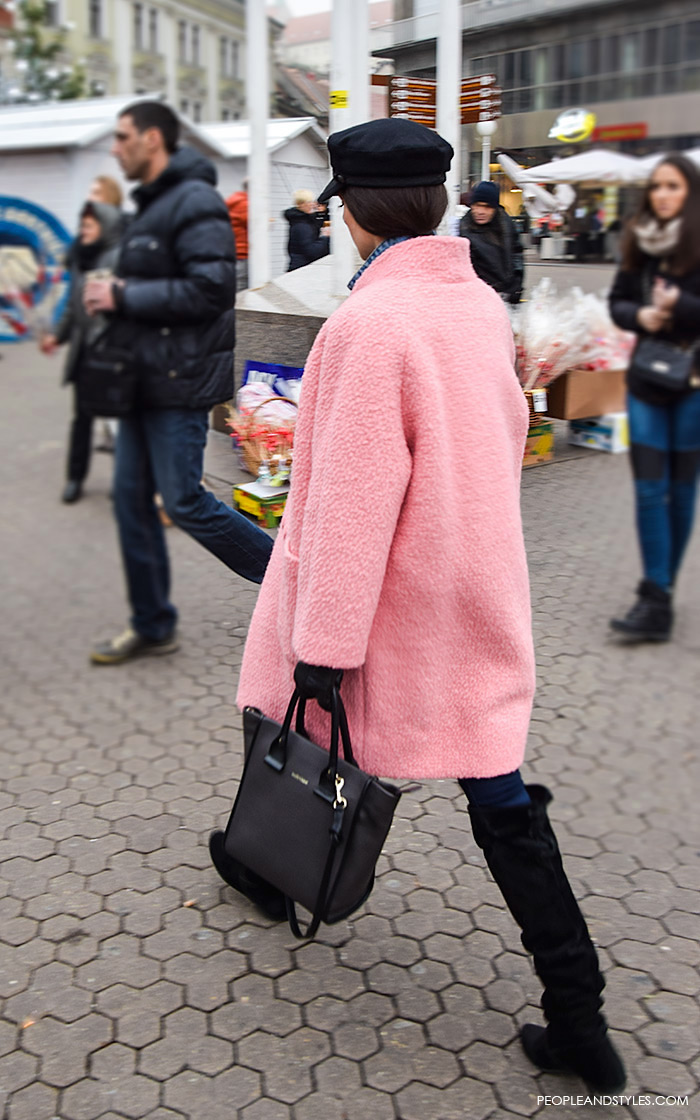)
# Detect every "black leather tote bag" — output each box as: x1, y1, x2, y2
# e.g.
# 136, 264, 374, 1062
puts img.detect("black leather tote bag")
222, 687, 401, 939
